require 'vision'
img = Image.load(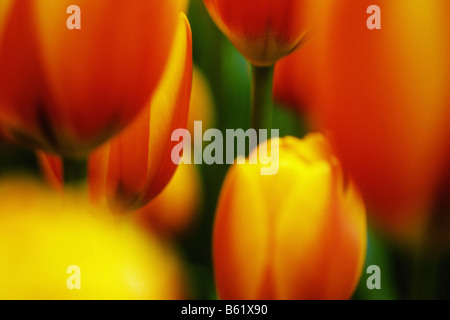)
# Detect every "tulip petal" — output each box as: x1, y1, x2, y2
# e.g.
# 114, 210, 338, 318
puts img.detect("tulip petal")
98, 13, 193, 212
214, 163, 270, 300
34, 0, 180, 145
139, 13, 193, 205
